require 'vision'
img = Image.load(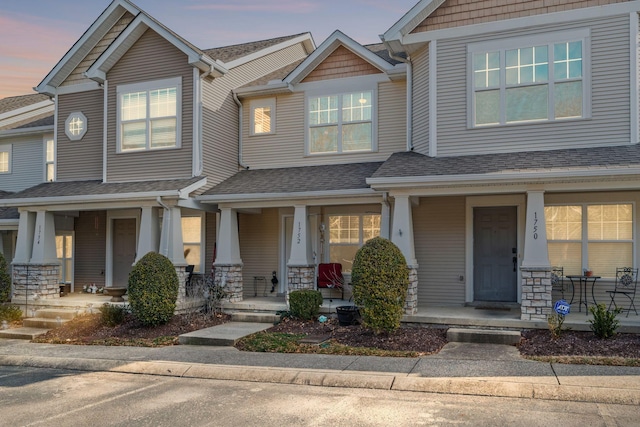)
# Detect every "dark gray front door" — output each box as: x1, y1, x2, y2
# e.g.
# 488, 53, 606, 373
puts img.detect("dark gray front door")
113, 218, 136, 287
473, 207, 517, 302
